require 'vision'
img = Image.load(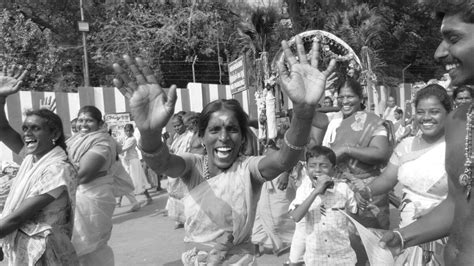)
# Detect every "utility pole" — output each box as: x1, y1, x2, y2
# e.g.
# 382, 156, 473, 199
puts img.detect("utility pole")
79, 0, 90, 86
